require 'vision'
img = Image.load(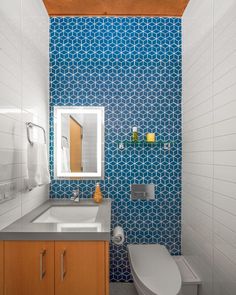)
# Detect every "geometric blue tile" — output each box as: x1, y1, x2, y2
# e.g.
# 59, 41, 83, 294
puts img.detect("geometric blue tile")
49, 17, 182, 282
